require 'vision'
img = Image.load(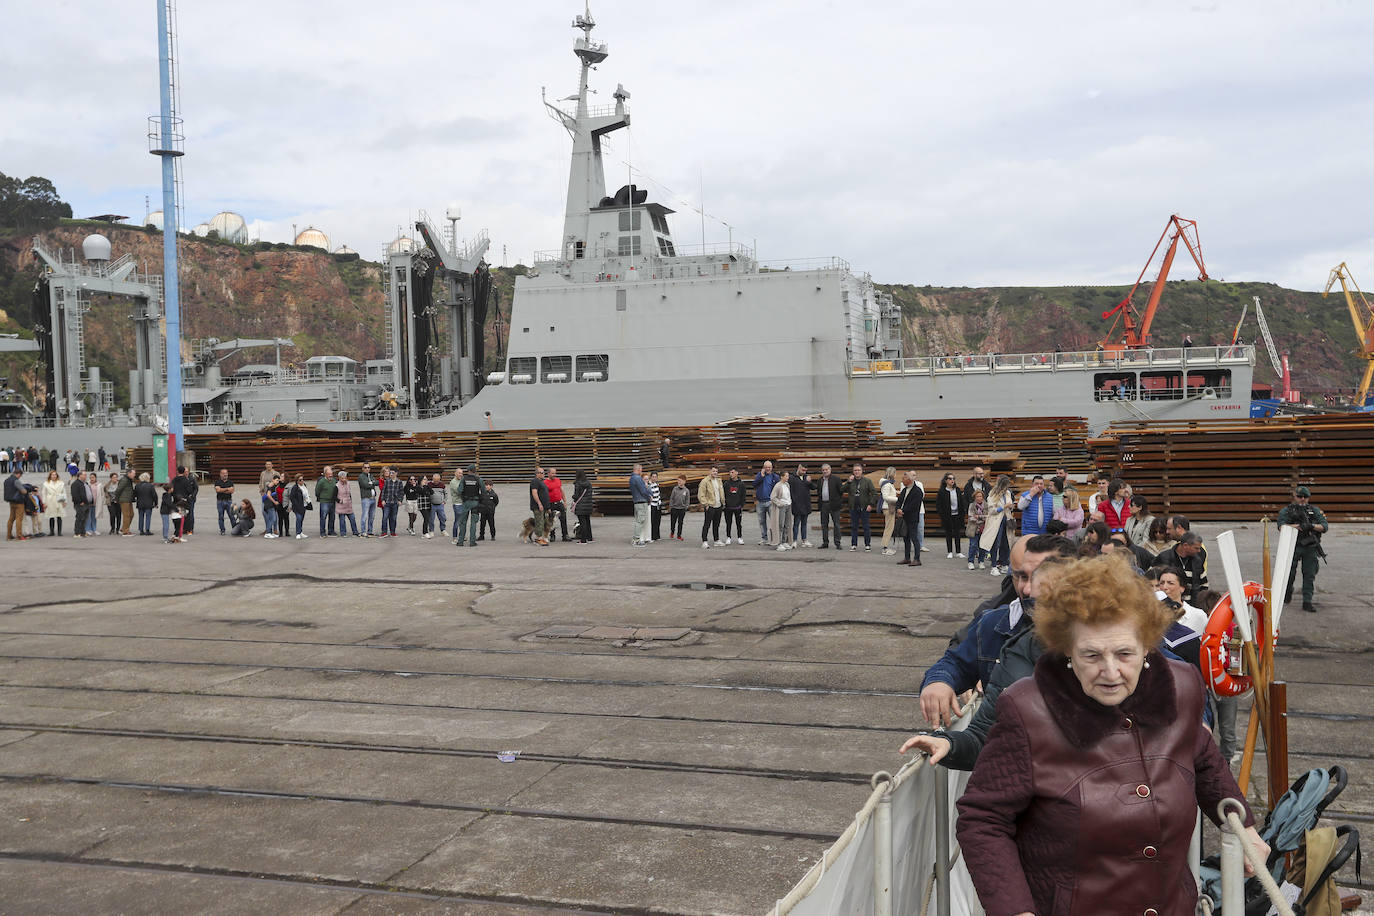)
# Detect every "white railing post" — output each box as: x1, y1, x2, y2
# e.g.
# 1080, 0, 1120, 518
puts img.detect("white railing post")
1218, 799, 1246, 916
874, 781, 892, 916
934, 769, 951, 916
